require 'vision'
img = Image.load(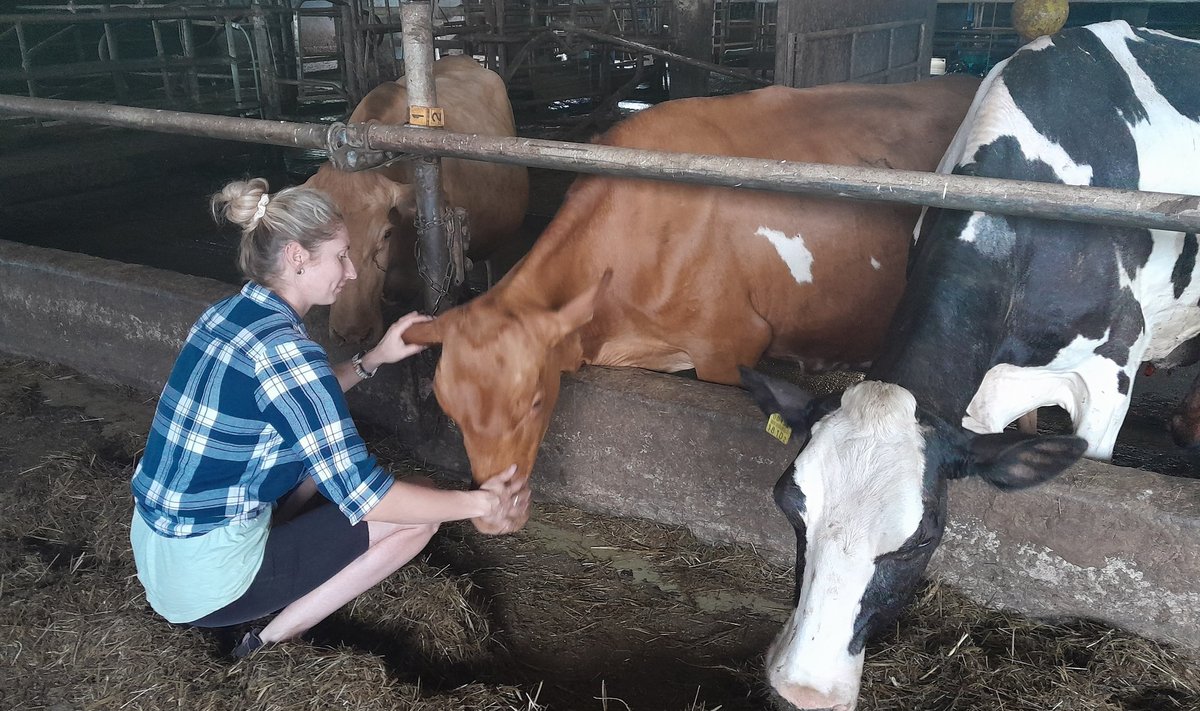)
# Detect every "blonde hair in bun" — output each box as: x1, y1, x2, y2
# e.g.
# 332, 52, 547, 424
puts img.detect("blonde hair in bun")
210, 177, 343, 286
